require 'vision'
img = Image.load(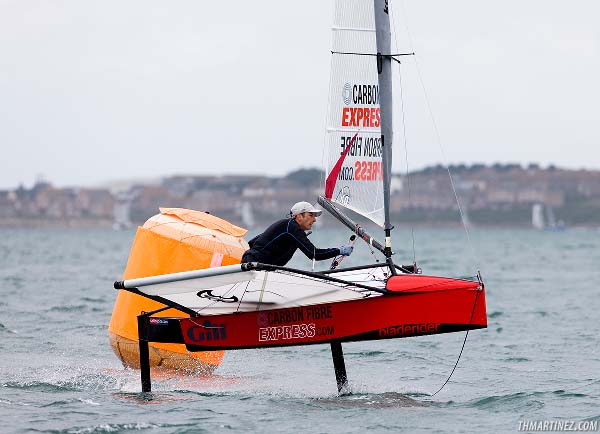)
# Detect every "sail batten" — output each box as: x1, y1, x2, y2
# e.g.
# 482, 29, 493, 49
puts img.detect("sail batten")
333, 28, 376, 33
